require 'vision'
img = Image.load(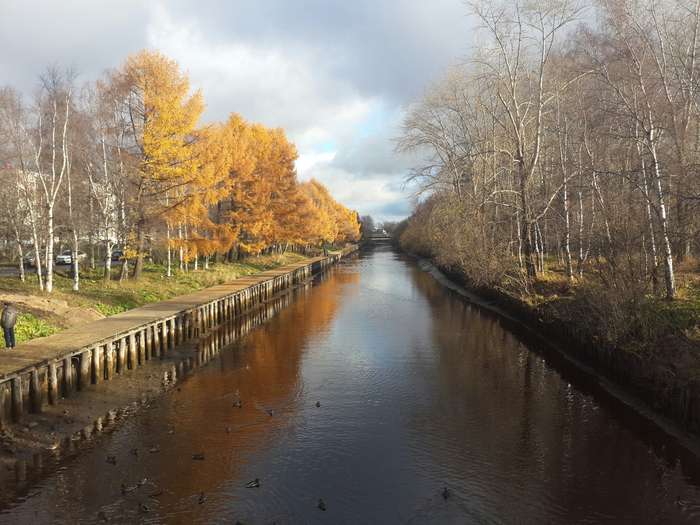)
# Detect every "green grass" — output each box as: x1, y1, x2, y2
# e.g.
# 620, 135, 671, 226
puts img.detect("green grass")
653, 281, 700, 342
0, 252, 309, 326
0, 313, 60, 348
